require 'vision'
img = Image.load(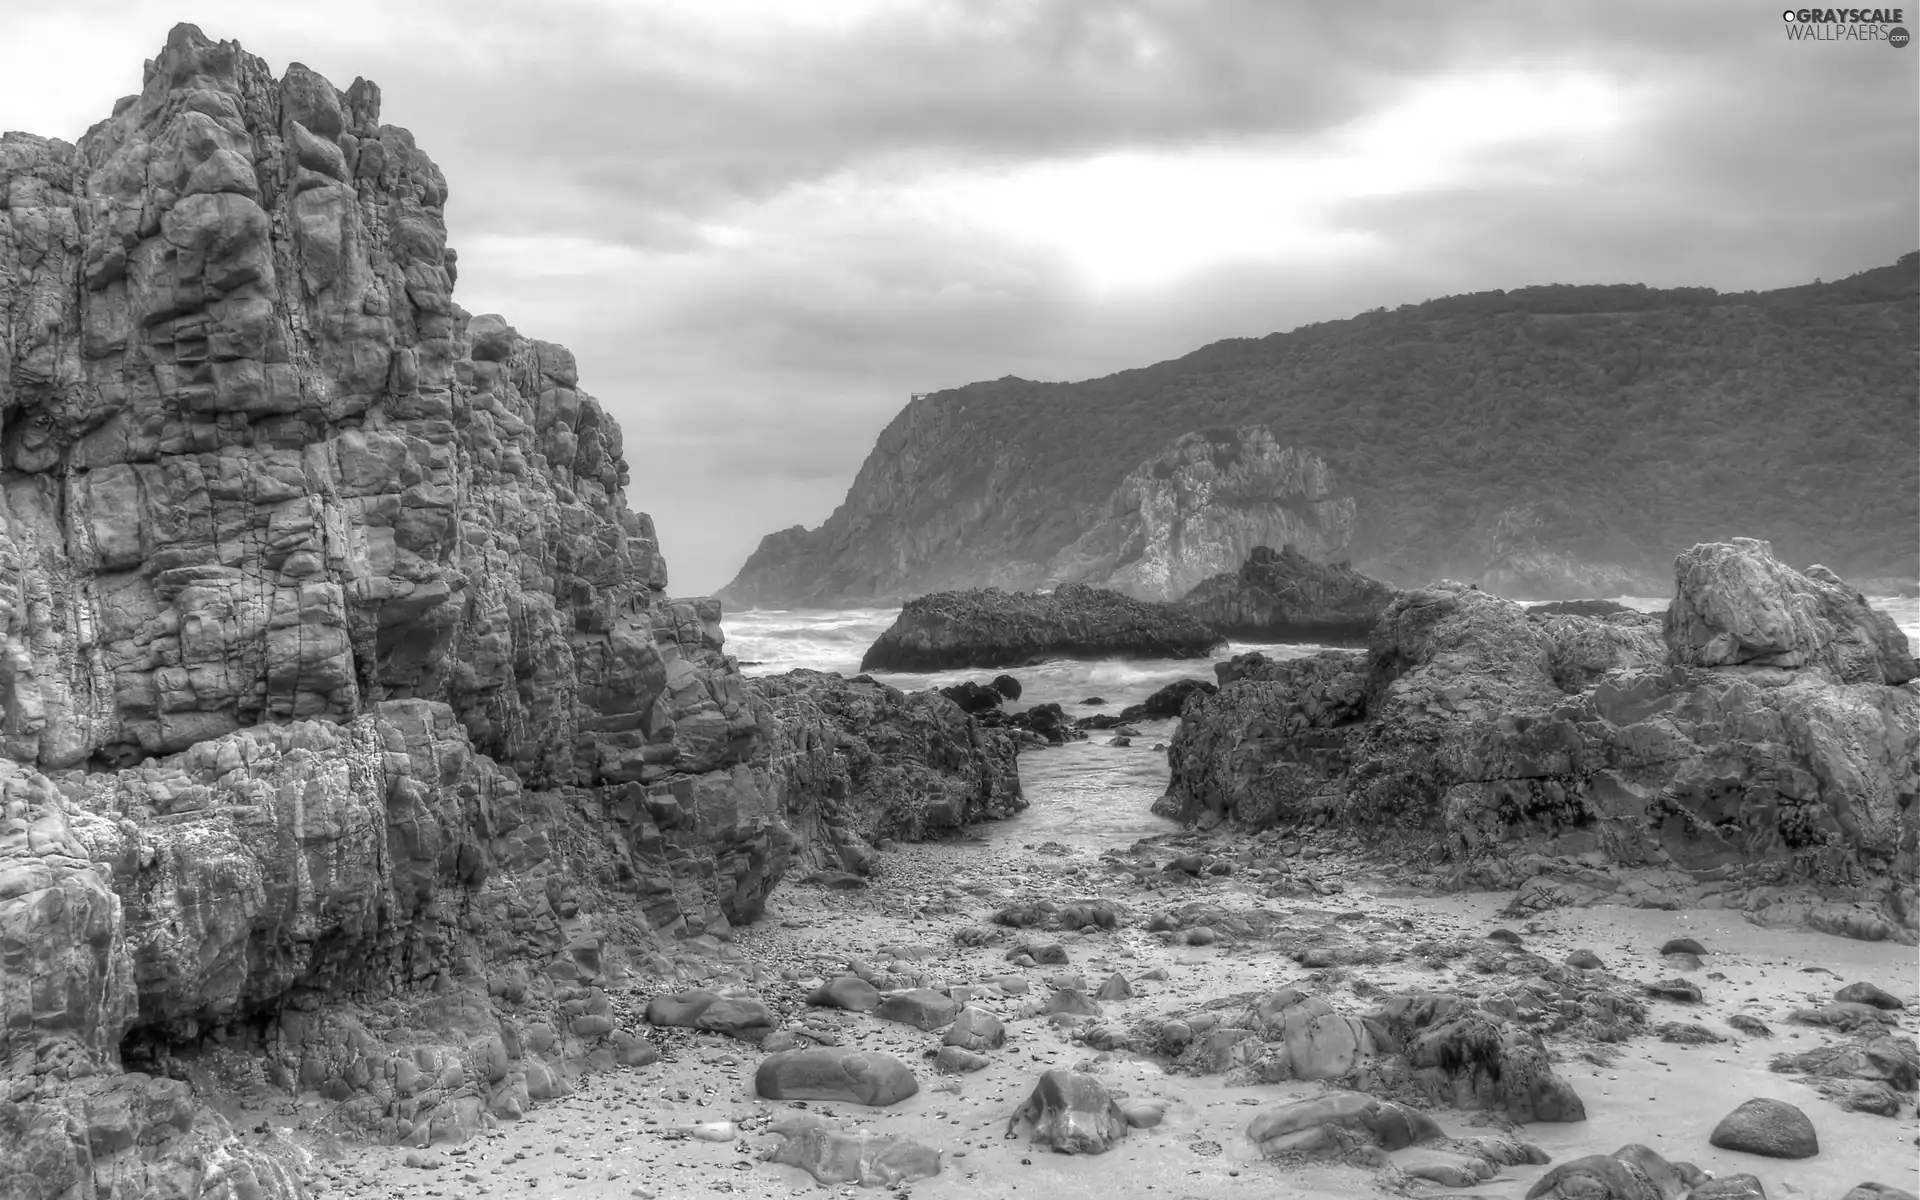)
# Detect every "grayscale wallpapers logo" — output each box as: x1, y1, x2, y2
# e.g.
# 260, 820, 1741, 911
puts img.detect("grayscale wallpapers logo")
1781, 7, 1911, 43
